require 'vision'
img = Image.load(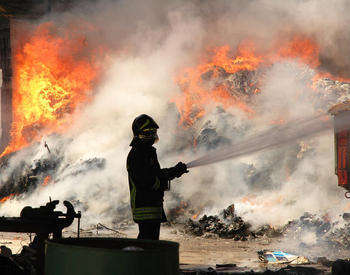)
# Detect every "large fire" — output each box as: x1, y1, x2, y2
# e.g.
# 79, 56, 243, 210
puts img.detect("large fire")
173, 42, 261, 127
173, 35, 345, 127
0, 27, 348, 161
0, 22, 101, 157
